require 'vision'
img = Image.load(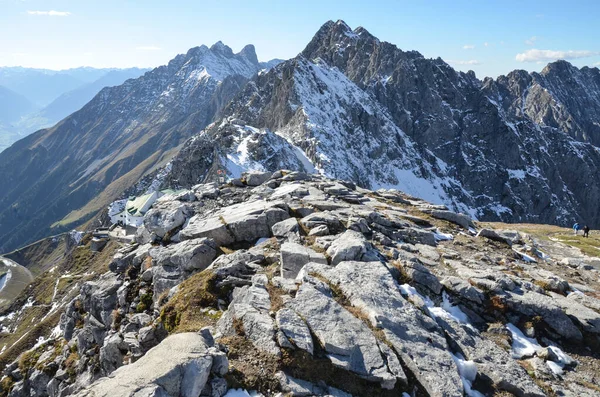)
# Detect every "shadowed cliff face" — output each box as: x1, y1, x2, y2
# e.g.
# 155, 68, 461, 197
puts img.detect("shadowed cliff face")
0, 43, 260, 253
